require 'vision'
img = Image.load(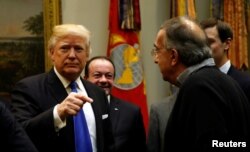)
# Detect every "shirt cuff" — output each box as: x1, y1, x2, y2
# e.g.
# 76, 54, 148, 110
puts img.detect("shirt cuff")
53, 104, 66, 132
